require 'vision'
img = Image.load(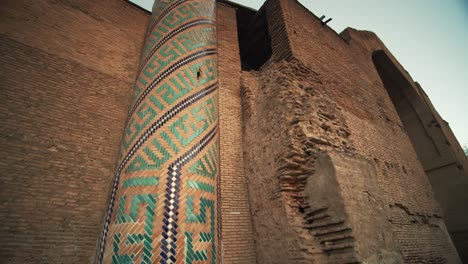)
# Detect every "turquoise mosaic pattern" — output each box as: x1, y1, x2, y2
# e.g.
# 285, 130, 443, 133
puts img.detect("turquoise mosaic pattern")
95, 0, 219, 263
